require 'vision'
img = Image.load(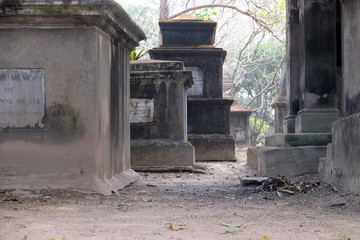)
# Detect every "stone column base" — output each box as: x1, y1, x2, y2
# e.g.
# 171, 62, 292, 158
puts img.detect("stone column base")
247, 146, 327, 177
188, 134, 235, 161
283, 115, 296, 133
295, 109, 340, 133
131, 139, 195, 169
